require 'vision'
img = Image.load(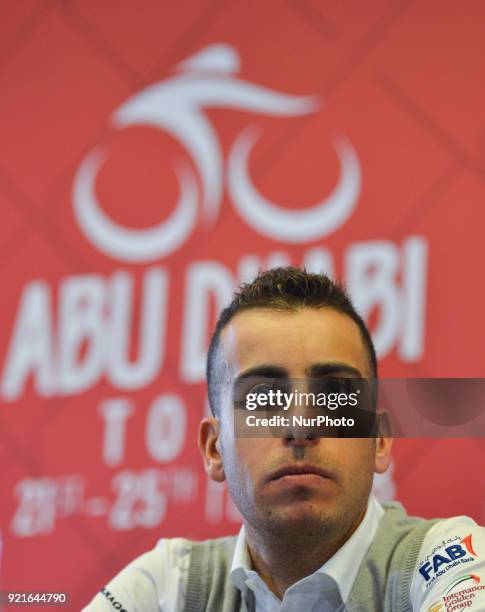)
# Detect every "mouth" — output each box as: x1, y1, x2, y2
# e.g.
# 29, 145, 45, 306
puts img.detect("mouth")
267, 464, 333, 483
